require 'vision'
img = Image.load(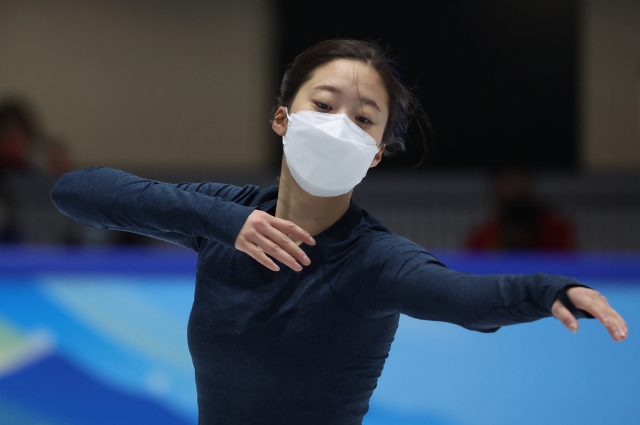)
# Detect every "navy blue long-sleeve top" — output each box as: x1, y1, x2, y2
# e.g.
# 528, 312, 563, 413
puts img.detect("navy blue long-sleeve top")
51, 167, 591, 425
